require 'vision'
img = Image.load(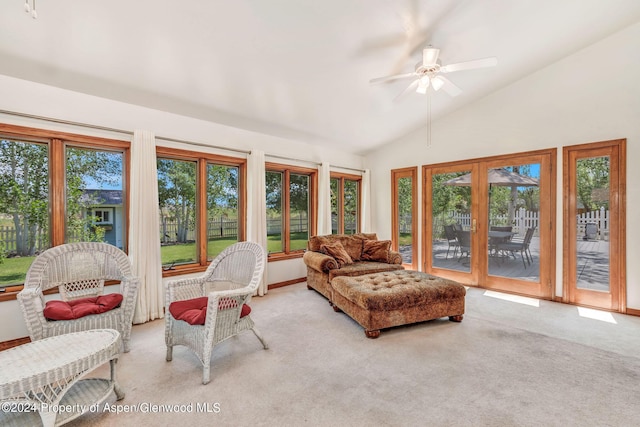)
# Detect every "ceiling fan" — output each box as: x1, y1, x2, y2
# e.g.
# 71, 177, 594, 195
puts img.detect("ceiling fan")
370, 47, 497, 101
